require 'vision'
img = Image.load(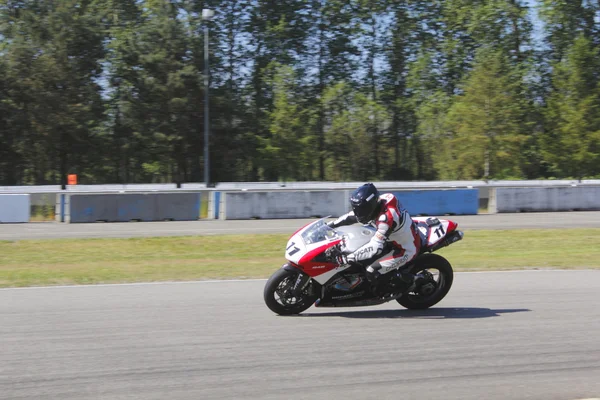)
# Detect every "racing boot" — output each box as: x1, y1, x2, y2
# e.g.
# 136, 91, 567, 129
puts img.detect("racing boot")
365, 265, 385, 296
380, 268, 414, 296
396, 269, 415, 286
